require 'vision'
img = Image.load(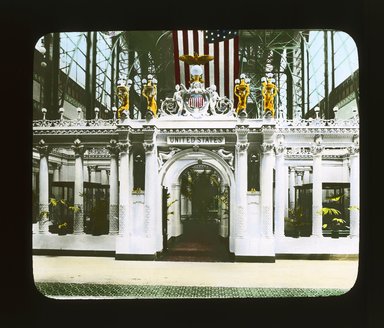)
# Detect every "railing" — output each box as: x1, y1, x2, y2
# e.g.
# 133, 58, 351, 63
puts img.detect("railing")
32, 118, 118, 128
